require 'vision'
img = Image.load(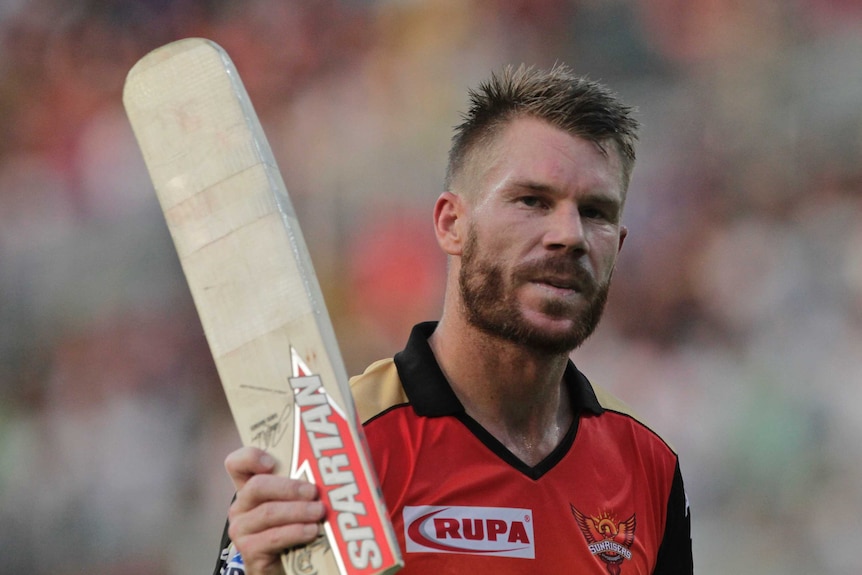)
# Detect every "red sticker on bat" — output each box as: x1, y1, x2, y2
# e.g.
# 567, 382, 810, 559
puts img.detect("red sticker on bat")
289, 348, 395, 575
